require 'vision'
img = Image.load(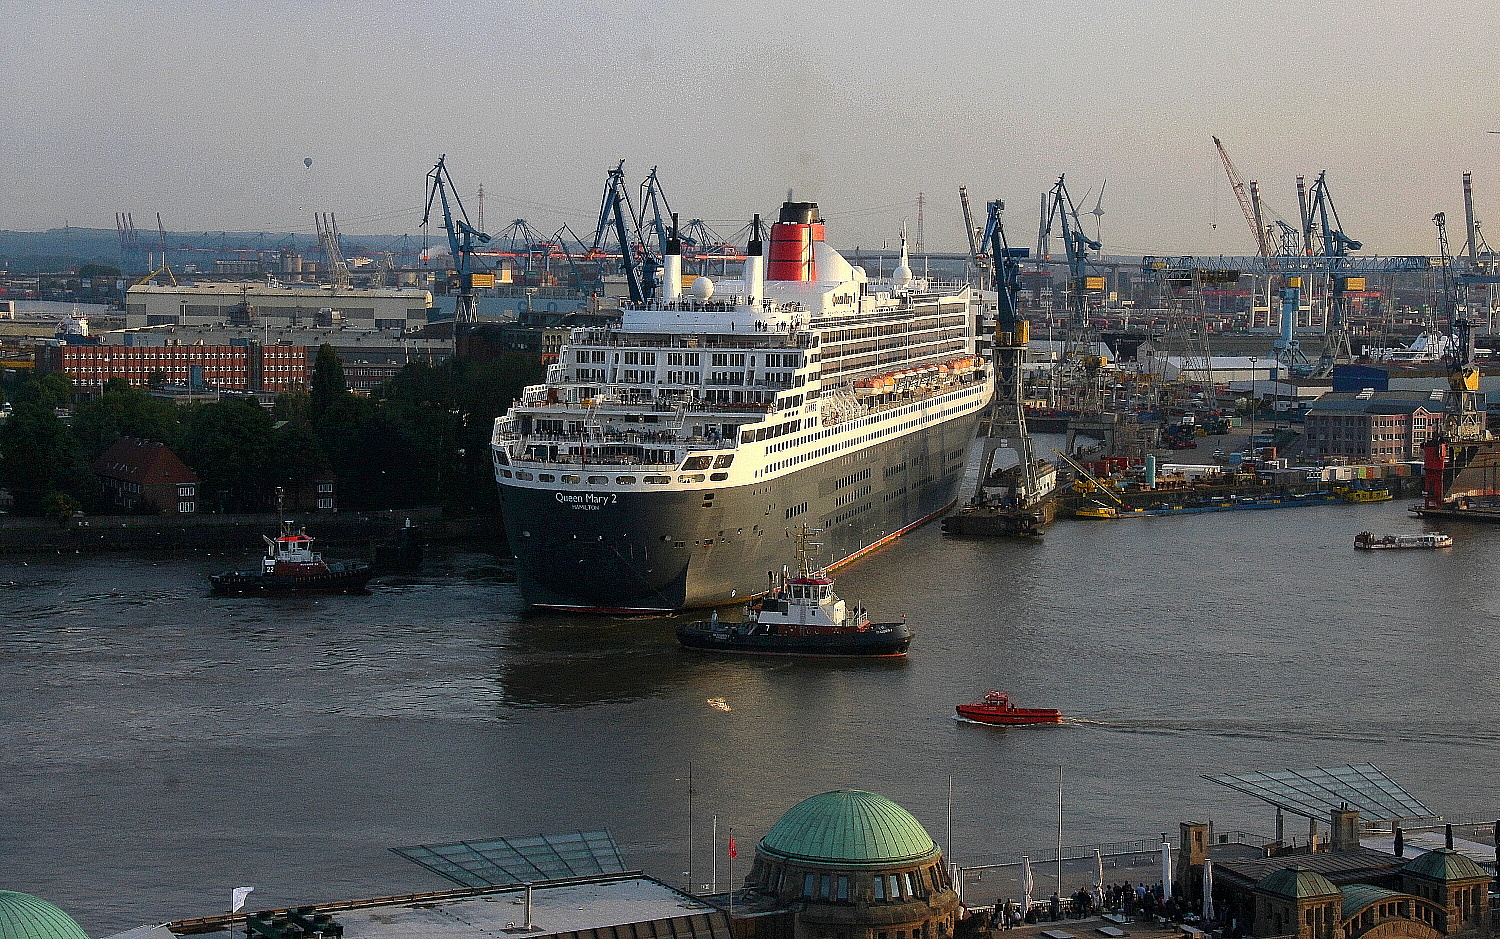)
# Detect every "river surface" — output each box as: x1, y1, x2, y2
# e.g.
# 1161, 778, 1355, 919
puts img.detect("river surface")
2, 491, 1497, 934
